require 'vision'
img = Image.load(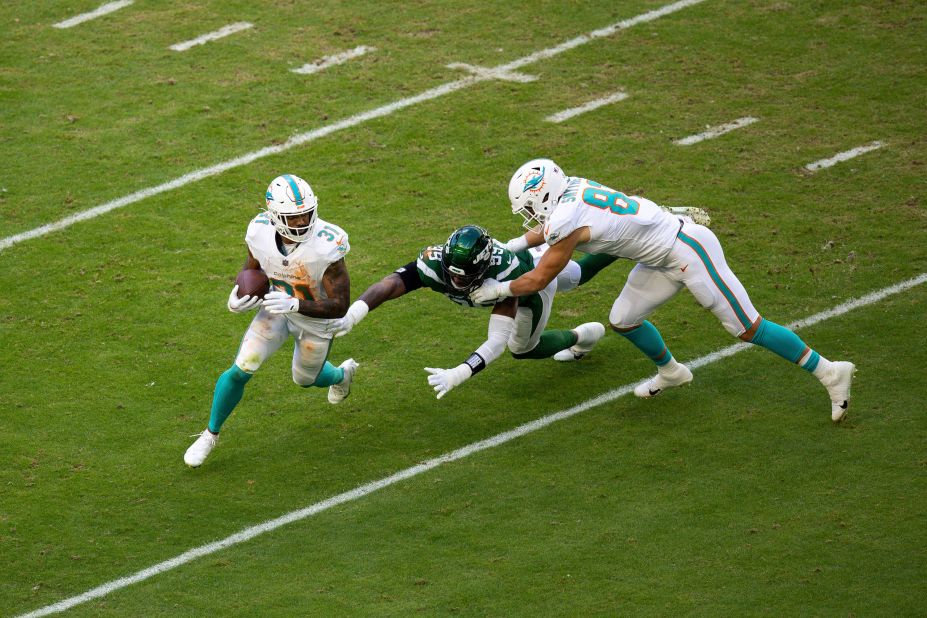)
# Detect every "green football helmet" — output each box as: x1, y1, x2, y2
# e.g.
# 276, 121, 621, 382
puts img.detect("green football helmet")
441, 225, 494, 292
